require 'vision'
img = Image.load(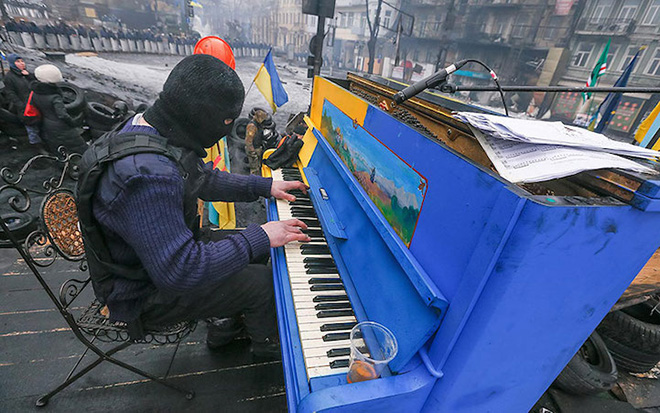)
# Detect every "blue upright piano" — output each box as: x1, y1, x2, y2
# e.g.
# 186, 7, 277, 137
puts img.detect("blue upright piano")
263, 73, 660, 412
